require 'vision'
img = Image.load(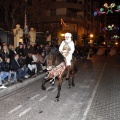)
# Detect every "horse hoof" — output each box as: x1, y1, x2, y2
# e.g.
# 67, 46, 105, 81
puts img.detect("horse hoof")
41, 85, 46, 90
72, 83, 75, 87
68, 85, 71, 89
54, 97, 59, 102
65, 78, 69, 80
52, 82, 55, 86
